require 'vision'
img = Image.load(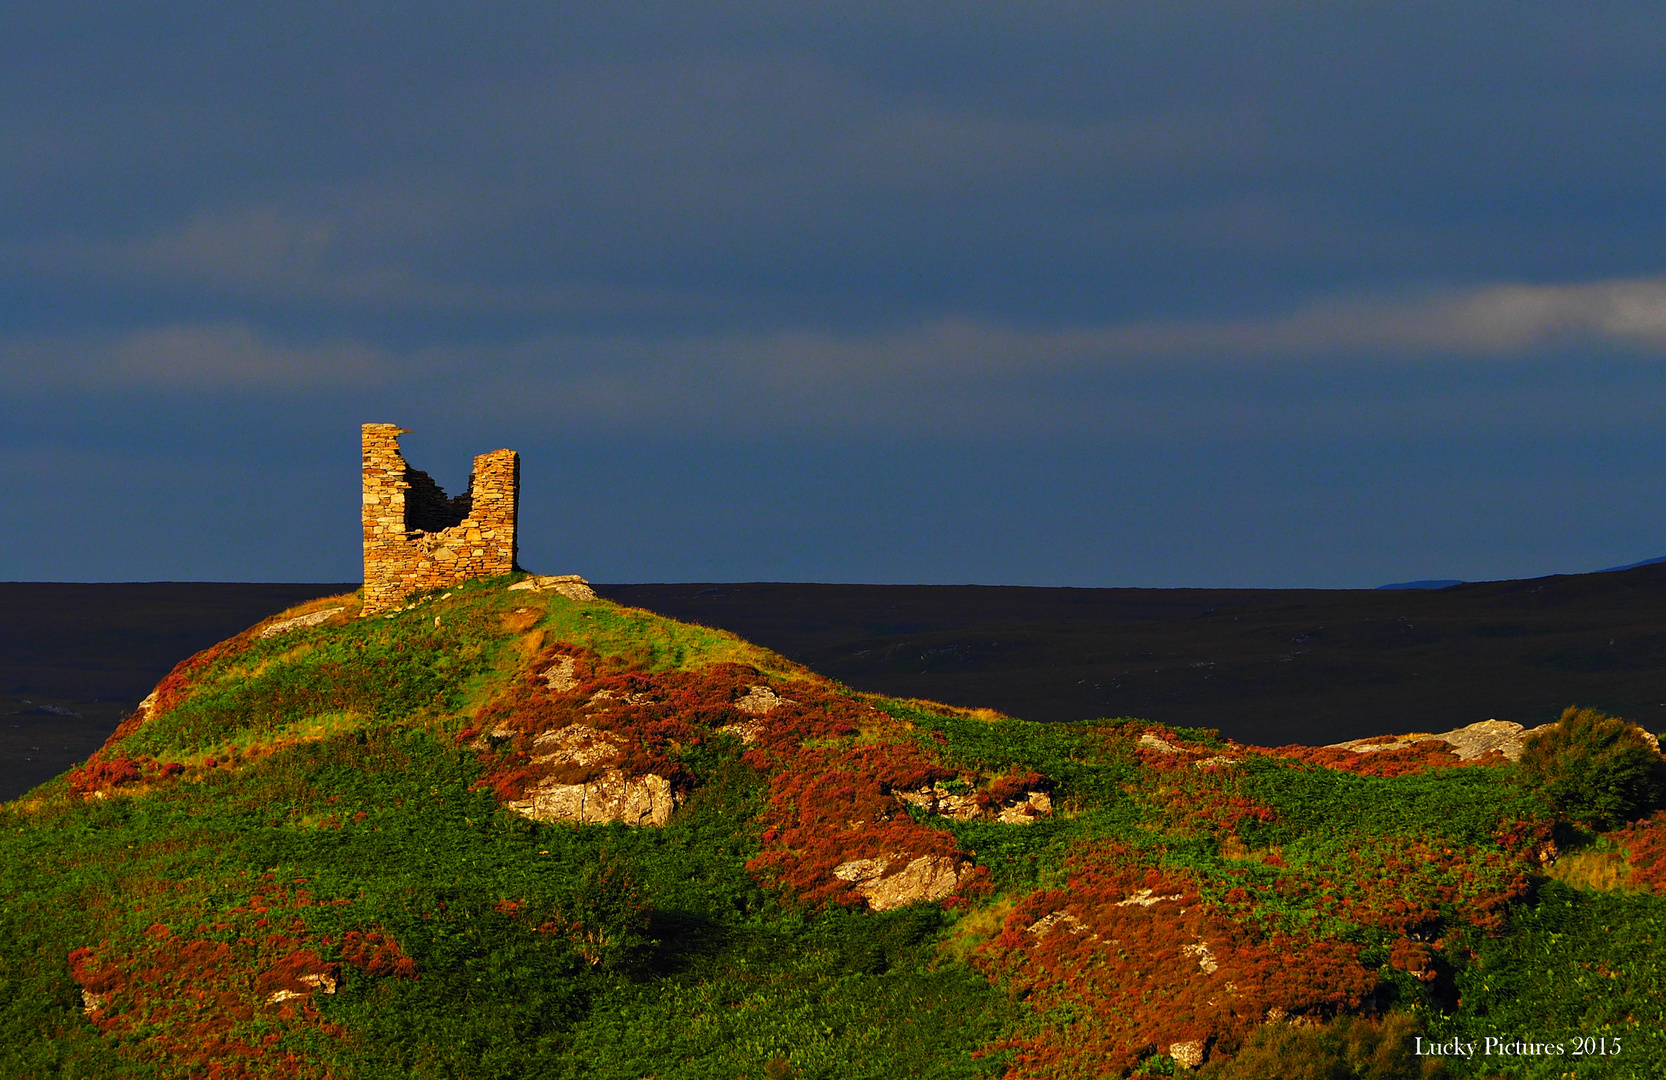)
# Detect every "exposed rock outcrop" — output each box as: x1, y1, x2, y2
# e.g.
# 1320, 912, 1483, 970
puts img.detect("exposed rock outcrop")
502, 723, 675, 827
1026, 910, 1088, 936
1326, 718, 1579, 762
507, 575, 597, 601
1168, 1039, 1206, 1069
832, 852, 971, 910
1137, 732, 1243, 769
1181, 940, 1219, 974
541, 656, 578, 692
507, 772, 674, 827
258, 607, 345, 639
717, 685, 789, 743
896, 783, 1053, 824
733, 685, 785, 715
529, 724, 625, 767
266, 971, 337, 1005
